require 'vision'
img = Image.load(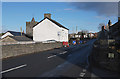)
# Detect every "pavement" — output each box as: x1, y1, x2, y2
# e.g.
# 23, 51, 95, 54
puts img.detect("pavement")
1, 39, 119, 79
